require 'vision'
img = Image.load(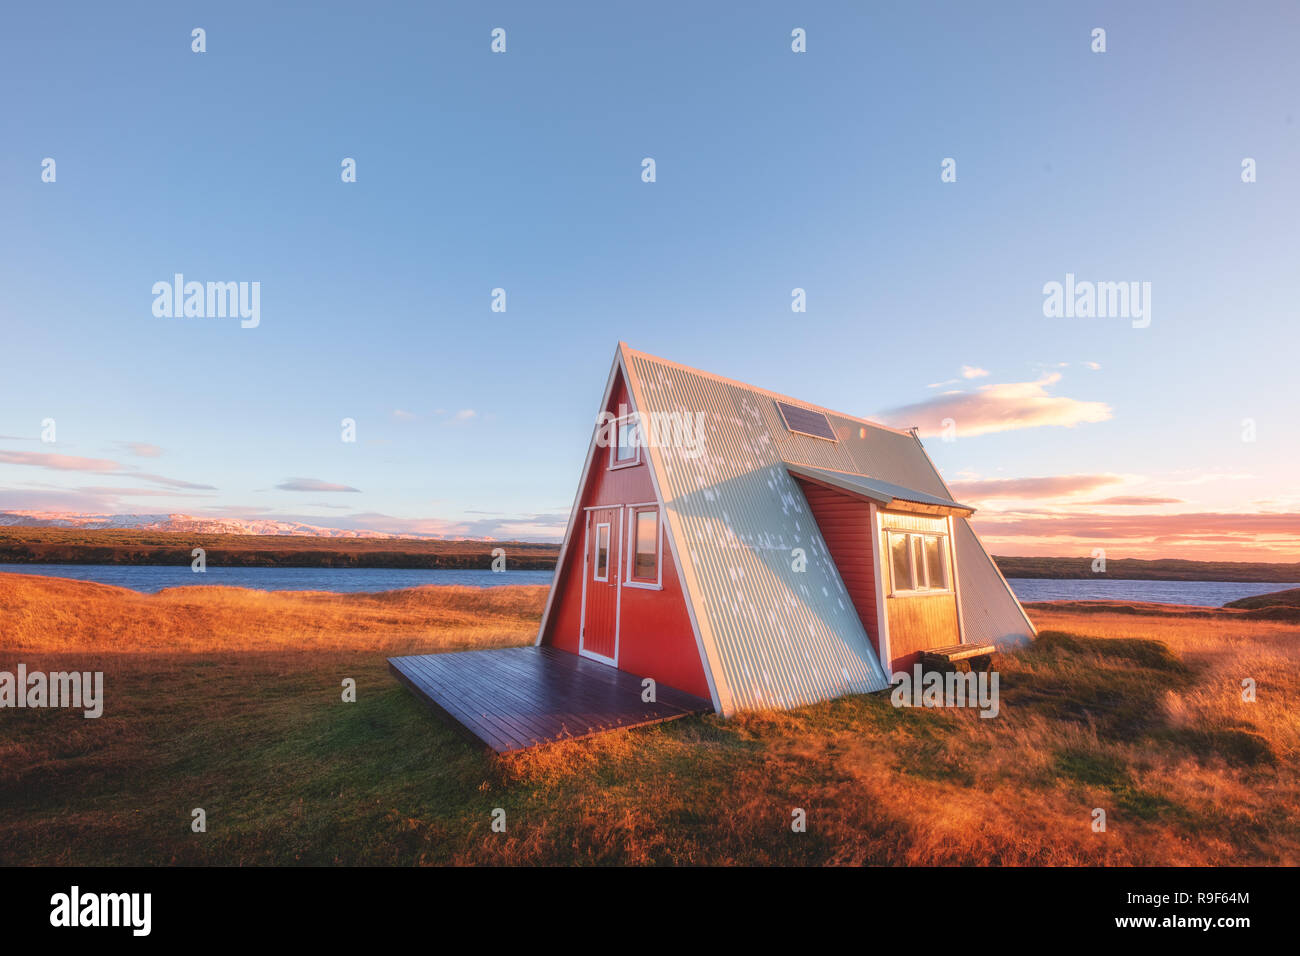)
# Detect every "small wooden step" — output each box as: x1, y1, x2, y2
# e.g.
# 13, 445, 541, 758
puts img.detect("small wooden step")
918, 643, 997, 671
921, 642, 995, 662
